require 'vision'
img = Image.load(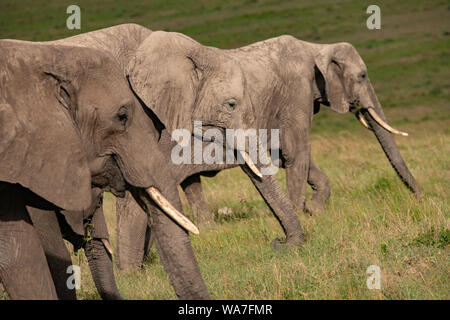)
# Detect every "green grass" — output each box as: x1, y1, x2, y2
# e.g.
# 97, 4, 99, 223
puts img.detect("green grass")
0, 0, 449, 300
